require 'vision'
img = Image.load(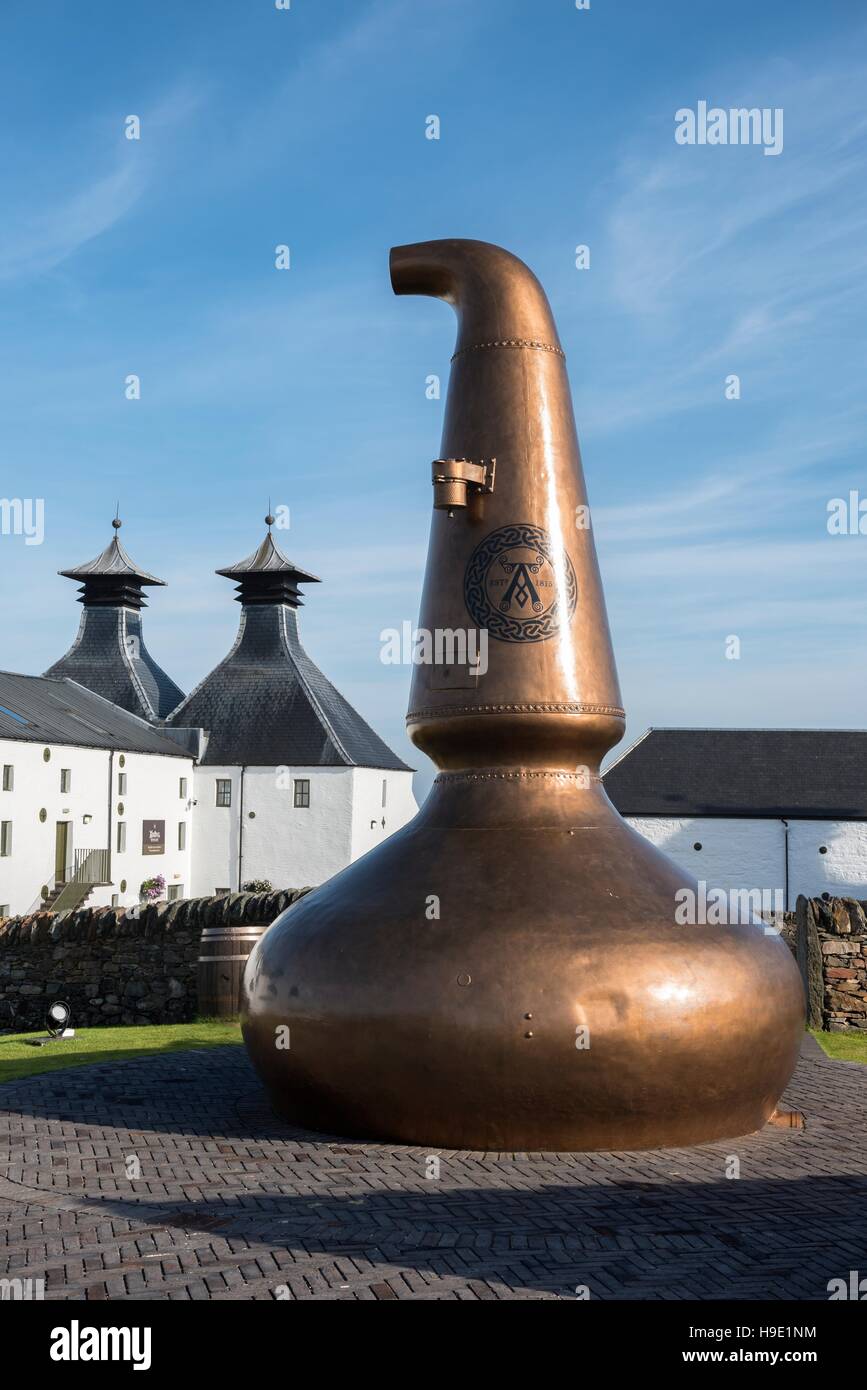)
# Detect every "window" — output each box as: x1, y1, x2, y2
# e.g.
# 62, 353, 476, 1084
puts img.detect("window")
0, 821, 11, 856
167, 885, 183, 902
382, 778, 387, 808
118, 772, 127, 795
215, 779, 232, 807
178, 821, 187, 850
116, 821, 126, 853
110, 894, 119, 908
179, 777, 187, 799
0, 905, 8, 917
2, 765, 12, 791
60, 768, 71, 793
294, 778, 310, 809
215, 887, 230, 896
